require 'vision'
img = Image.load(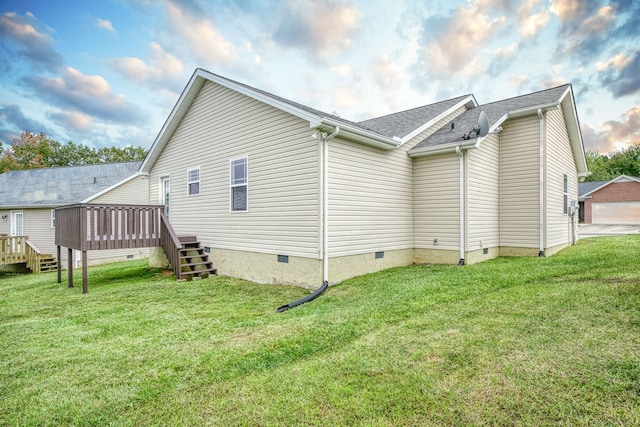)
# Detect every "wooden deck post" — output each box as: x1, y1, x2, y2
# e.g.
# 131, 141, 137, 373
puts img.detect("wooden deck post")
57, 245, 61, 284
67, 248, 73, 288
82, 251, 88, 294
